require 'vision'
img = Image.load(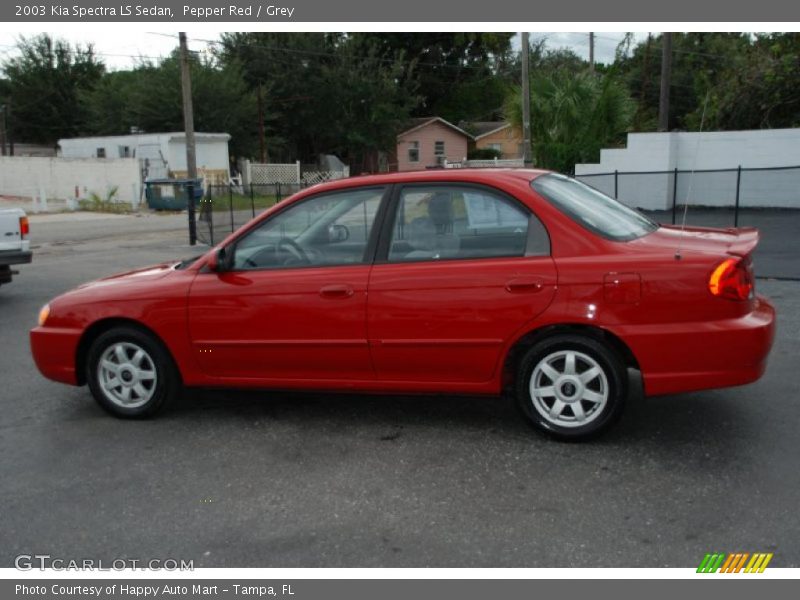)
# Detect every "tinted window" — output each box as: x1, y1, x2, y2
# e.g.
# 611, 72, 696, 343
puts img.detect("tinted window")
532, 173, 657, 241
233, 188, 383, 270
388, 186, 539, 262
